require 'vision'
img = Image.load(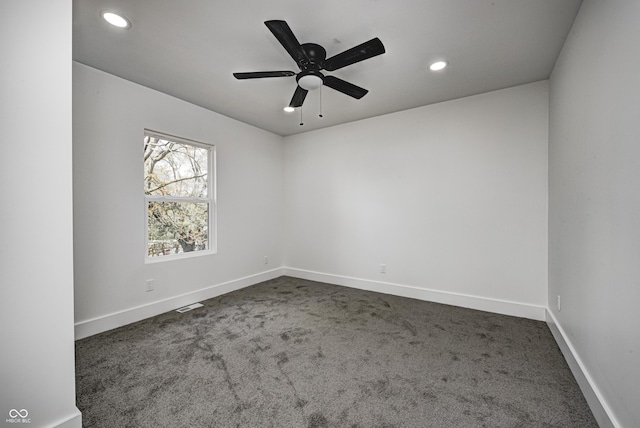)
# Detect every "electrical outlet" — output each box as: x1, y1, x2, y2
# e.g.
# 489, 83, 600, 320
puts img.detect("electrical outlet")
380, 264, 387, 274
264, 256, 269, 265
557, 295, 561, 311
146, 279, 154, 292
